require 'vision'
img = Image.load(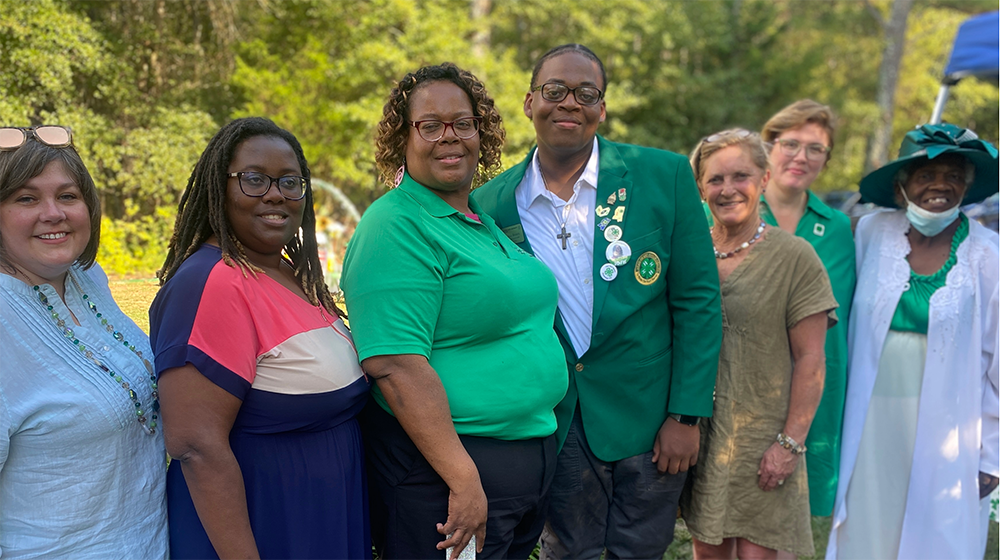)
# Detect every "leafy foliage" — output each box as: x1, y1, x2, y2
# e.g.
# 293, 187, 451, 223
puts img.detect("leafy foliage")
1, 0, 997, 278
